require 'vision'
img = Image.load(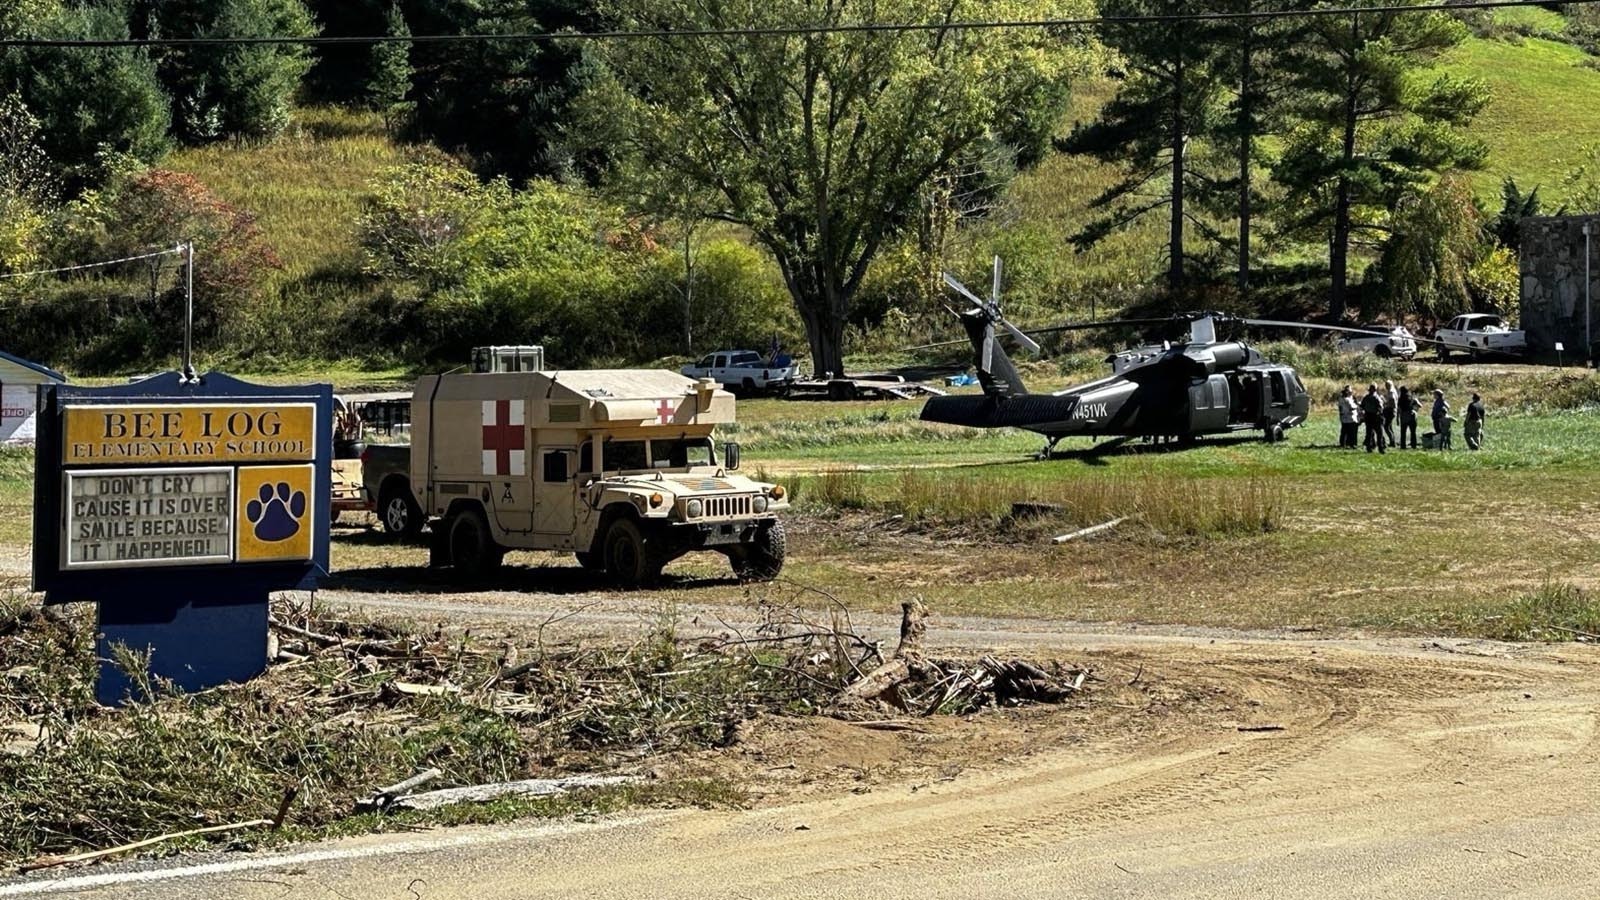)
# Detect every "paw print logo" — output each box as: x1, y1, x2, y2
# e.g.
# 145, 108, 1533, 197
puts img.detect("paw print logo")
246, 482, 307, 542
